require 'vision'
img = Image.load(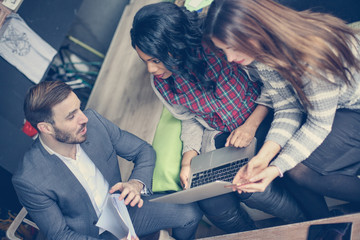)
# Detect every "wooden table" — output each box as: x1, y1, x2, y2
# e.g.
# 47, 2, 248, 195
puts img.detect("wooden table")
198, 213, 360, 240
